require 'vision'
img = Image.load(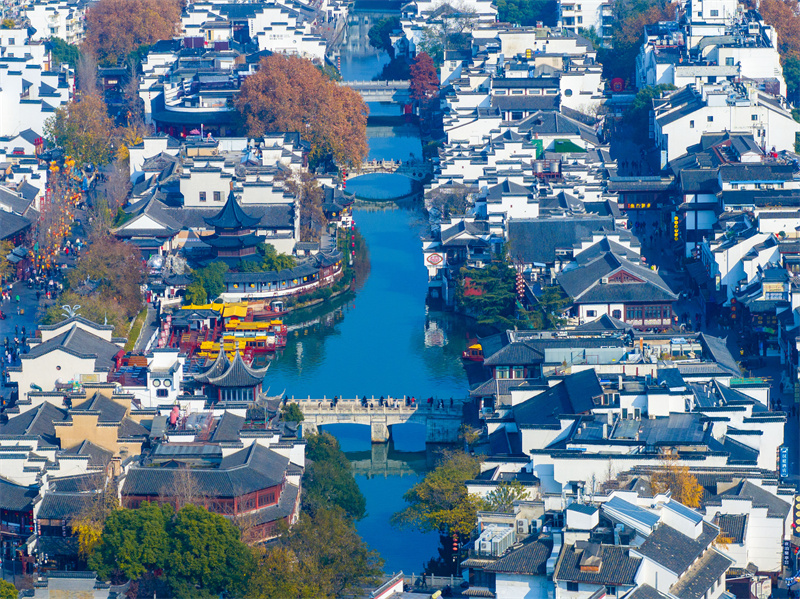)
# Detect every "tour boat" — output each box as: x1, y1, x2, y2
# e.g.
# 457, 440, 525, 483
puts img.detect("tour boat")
196, 319, 287, 361
461, 343, 484, 362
